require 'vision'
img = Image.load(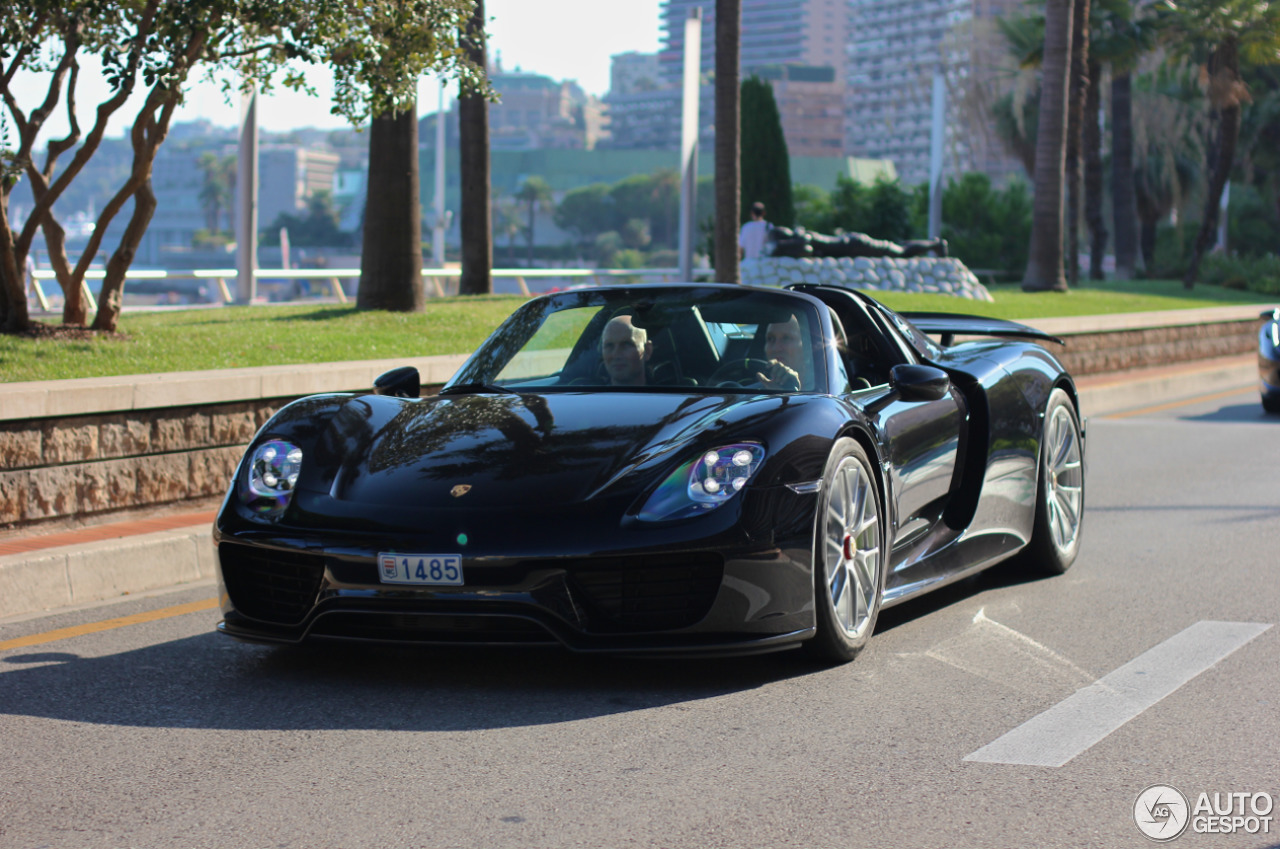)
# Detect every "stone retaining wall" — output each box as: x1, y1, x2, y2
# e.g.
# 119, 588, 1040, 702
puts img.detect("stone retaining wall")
0, 400, 284, 526
1051, 319, 1259, 376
